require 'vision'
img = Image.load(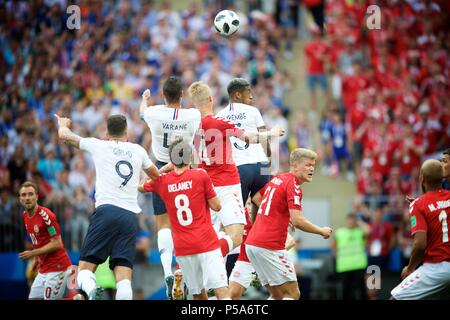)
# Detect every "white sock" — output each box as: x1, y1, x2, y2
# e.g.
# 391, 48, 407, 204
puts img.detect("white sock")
115, 279, 132, 300
77, 269, 96, 299
158, 228, 174, 278
282, 297, 294, 300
